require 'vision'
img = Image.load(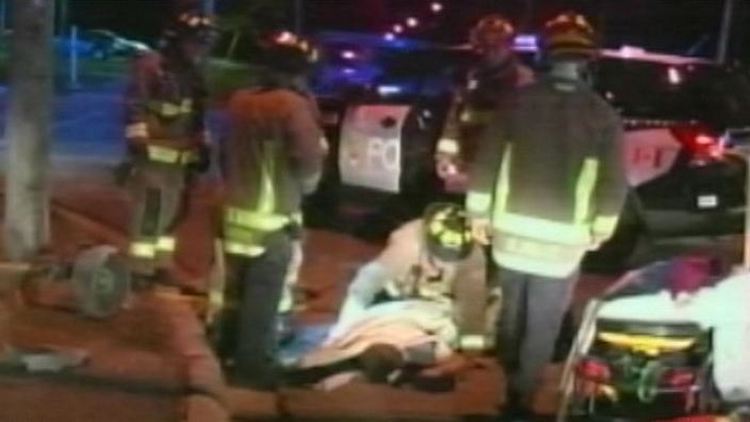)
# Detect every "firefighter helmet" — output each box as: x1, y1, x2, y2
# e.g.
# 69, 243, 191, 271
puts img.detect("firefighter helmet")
424, 203, 473, 262
260, 31, 319, 74
541, 12, 597, 61
163, 11, 217, 44
469, 14, 515, 53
